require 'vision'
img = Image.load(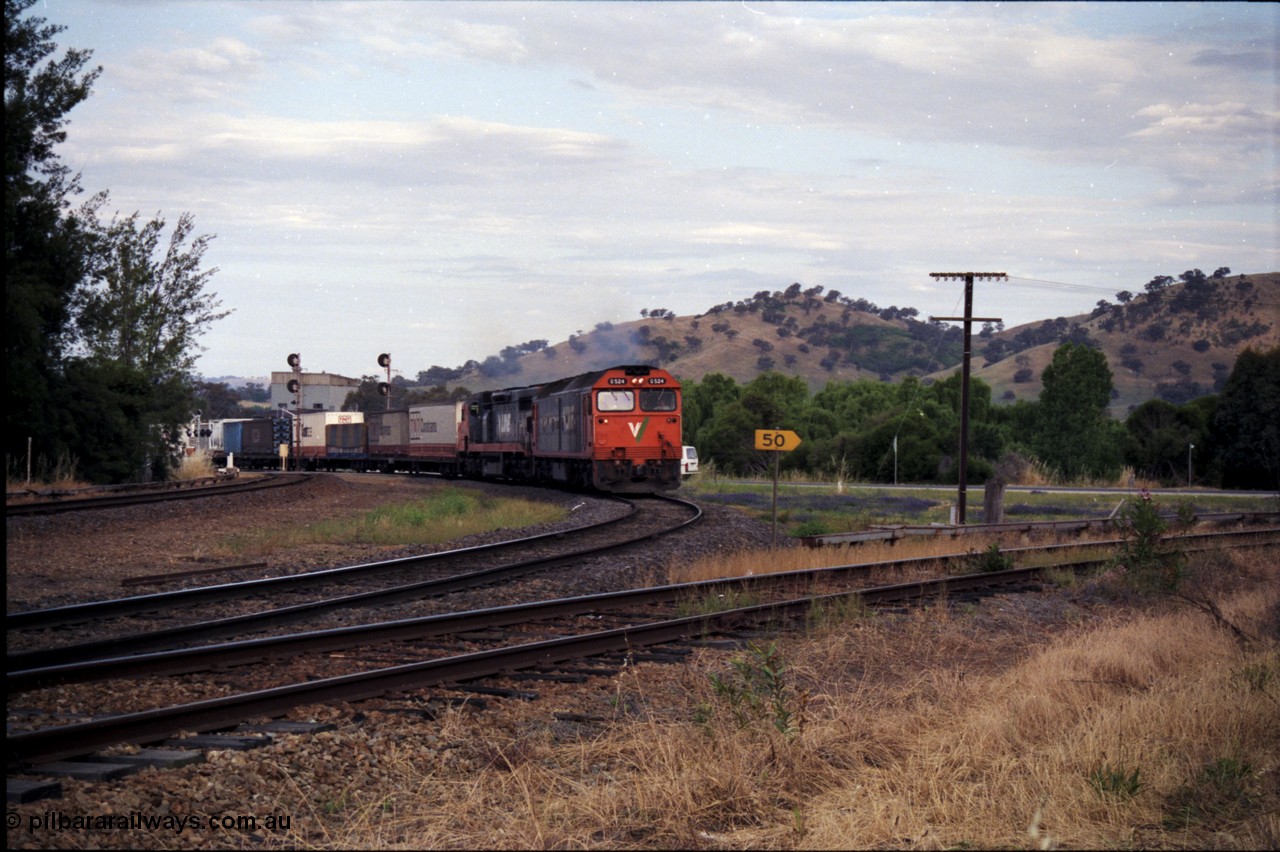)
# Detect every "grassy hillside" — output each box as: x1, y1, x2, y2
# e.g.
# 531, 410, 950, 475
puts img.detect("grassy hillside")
437, 272, 1276, 414
934, 272, 1278, 416
455, 287, 962, 392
